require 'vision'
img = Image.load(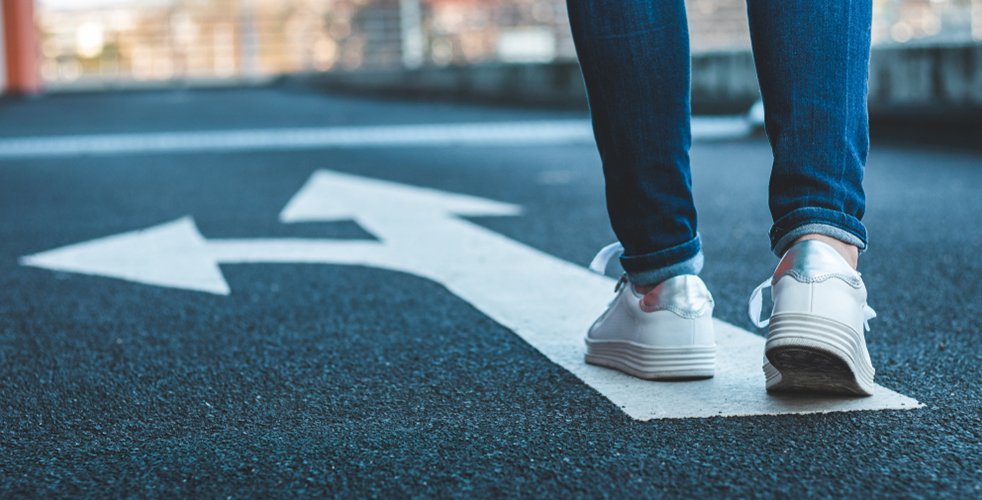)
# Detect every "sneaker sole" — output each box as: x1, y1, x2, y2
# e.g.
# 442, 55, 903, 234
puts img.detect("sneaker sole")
584, 339, 716, 380
764, 313, 875, 396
